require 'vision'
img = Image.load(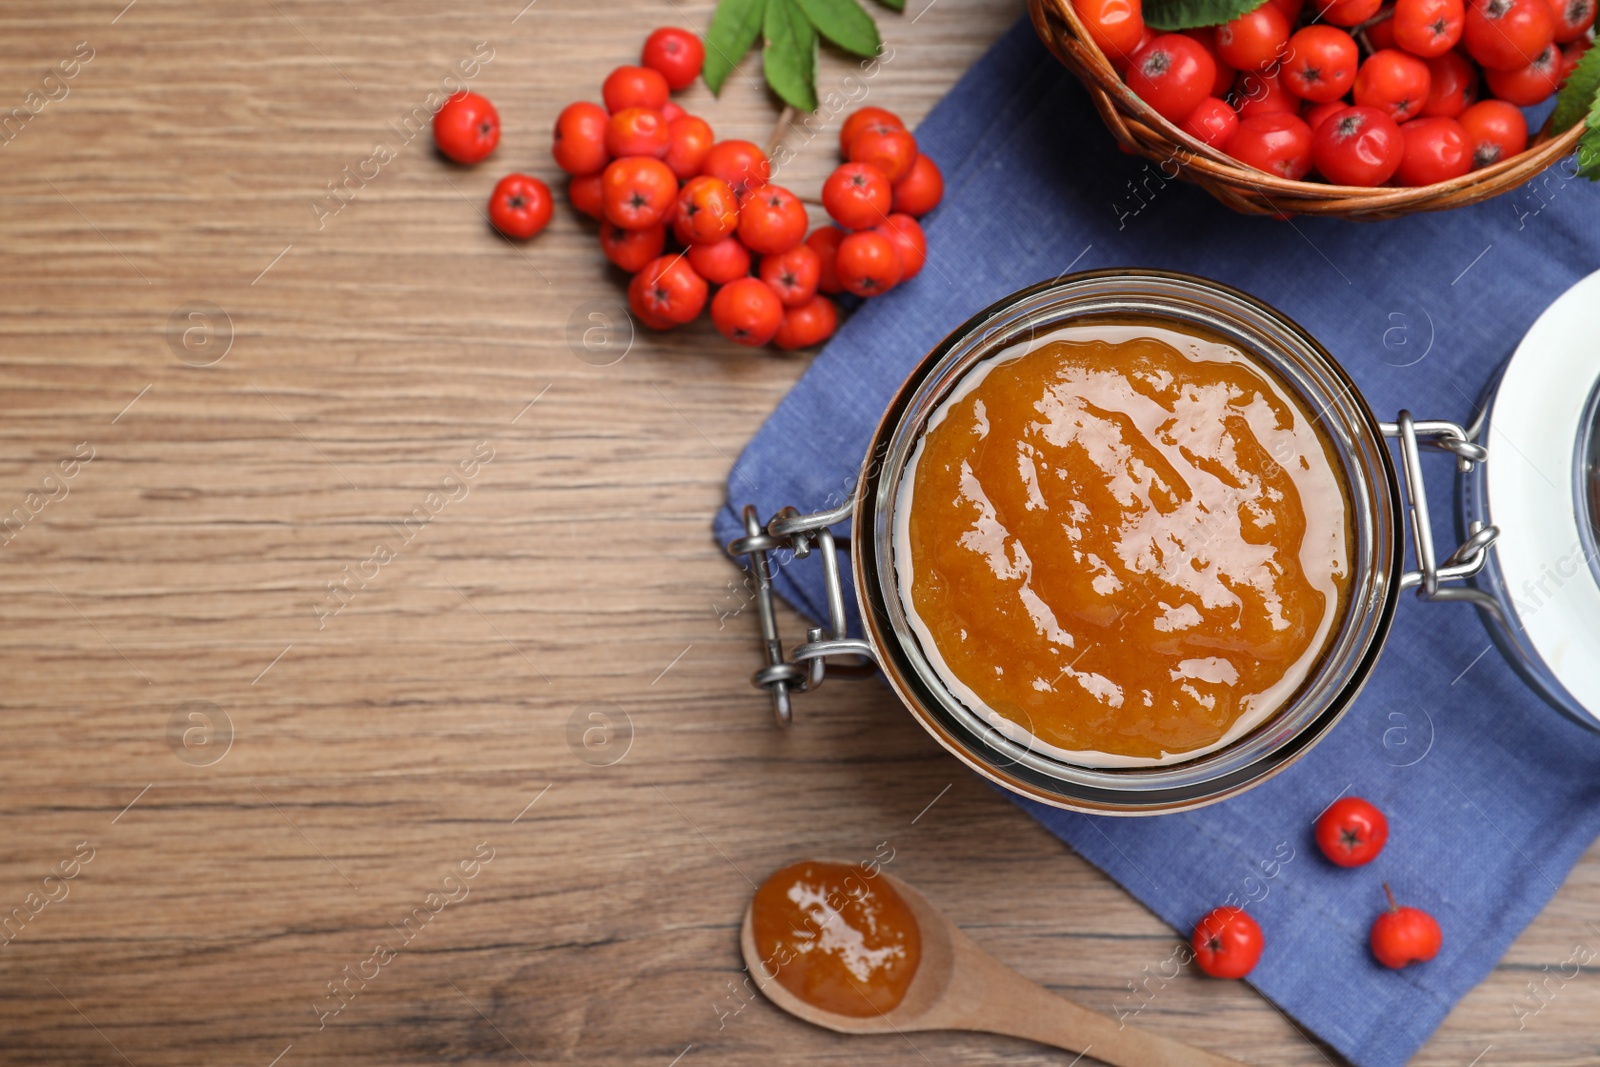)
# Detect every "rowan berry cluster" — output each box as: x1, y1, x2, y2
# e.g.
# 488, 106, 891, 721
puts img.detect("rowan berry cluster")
550, 29, 943, 349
